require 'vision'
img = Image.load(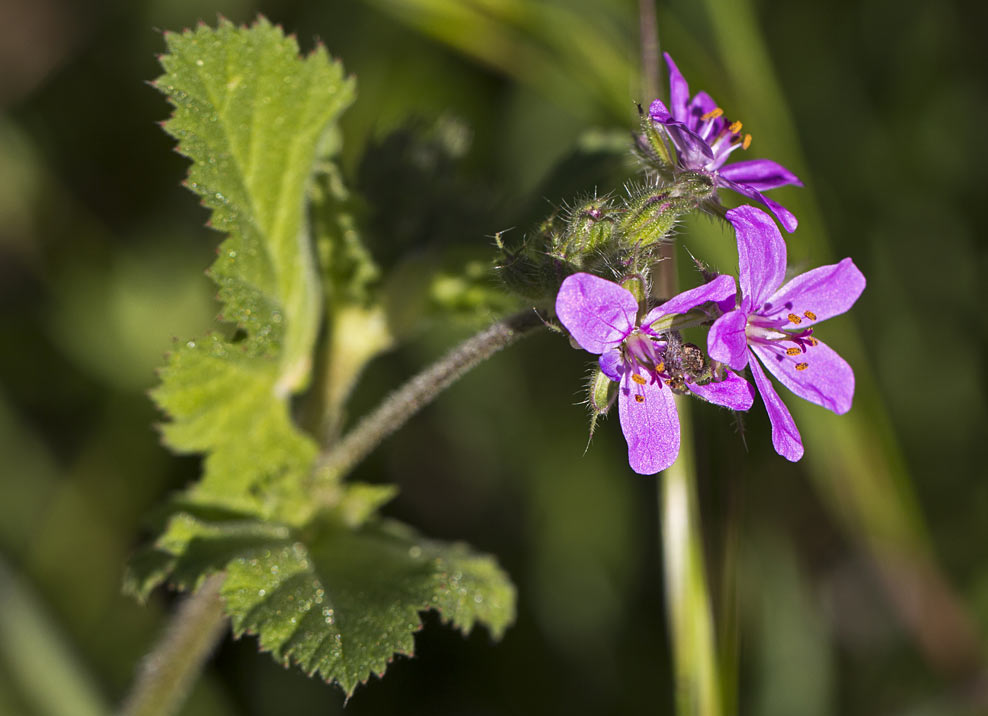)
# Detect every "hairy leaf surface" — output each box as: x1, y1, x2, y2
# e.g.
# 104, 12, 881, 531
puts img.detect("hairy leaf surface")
125, 507, 515, 696
150, 18, 355, 519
